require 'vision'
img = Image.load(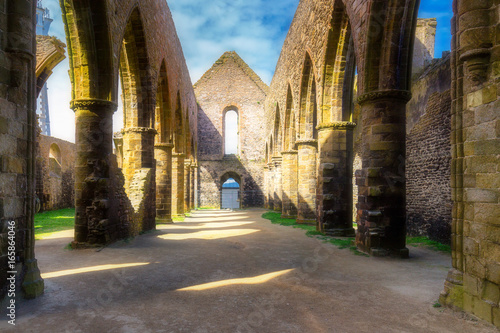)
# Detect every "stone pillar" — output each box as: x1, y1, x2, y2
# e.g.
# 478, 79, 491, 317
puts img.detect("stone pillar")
296, 139, 318, 224
281, 150, 298, 218
263, 165, 269, 209
193, 163, 199, 209
122, 127, 157, 183
356, 90, 411, 257
155, 143, 173, 223
5, 0, 43, 298
184, 160, 191, 213
190, 164, 196, 210
272, 156, 283, 211
267, 162, 275, 209
317, 122, 356, 237
122, 127, 157, 232
171, 153, 185, 217
73, 99, 117, 244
